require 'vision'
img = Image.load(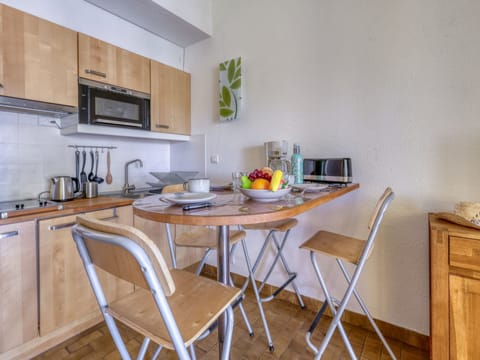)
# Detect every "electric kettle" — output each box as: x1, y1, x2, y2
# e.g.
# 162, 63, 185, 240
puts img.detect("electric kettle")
50, 176, 79, 201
